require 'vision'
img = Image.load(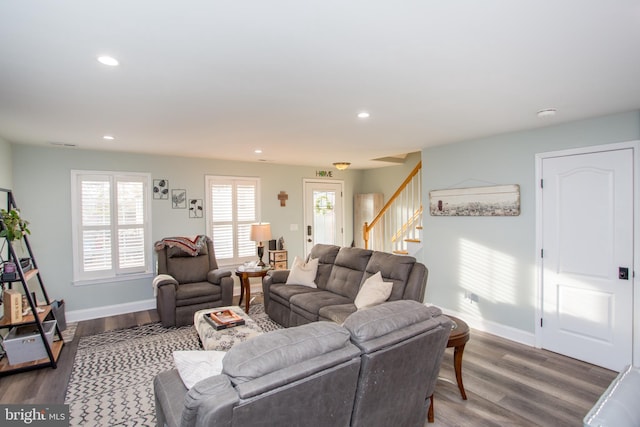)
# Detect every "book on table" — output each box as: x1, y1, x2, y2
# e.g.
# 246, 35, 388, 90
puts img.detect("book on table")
205, 309, 246, 330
